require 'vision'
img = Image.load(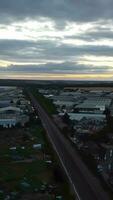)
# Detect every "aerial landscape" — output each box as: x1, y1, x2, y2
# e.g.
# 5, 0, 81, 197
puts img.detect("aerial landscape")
1, 0, 113, 199
0, 83, 113, 200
